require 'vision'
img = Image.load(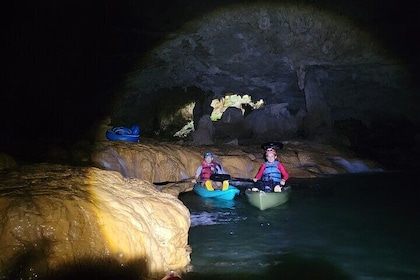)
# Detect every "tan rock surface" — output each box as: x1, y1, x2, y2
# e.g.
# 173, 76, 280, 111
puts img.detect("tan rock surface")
0, 163, 191, 279
92, 139, 381, 191
0, 139, 381, 279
